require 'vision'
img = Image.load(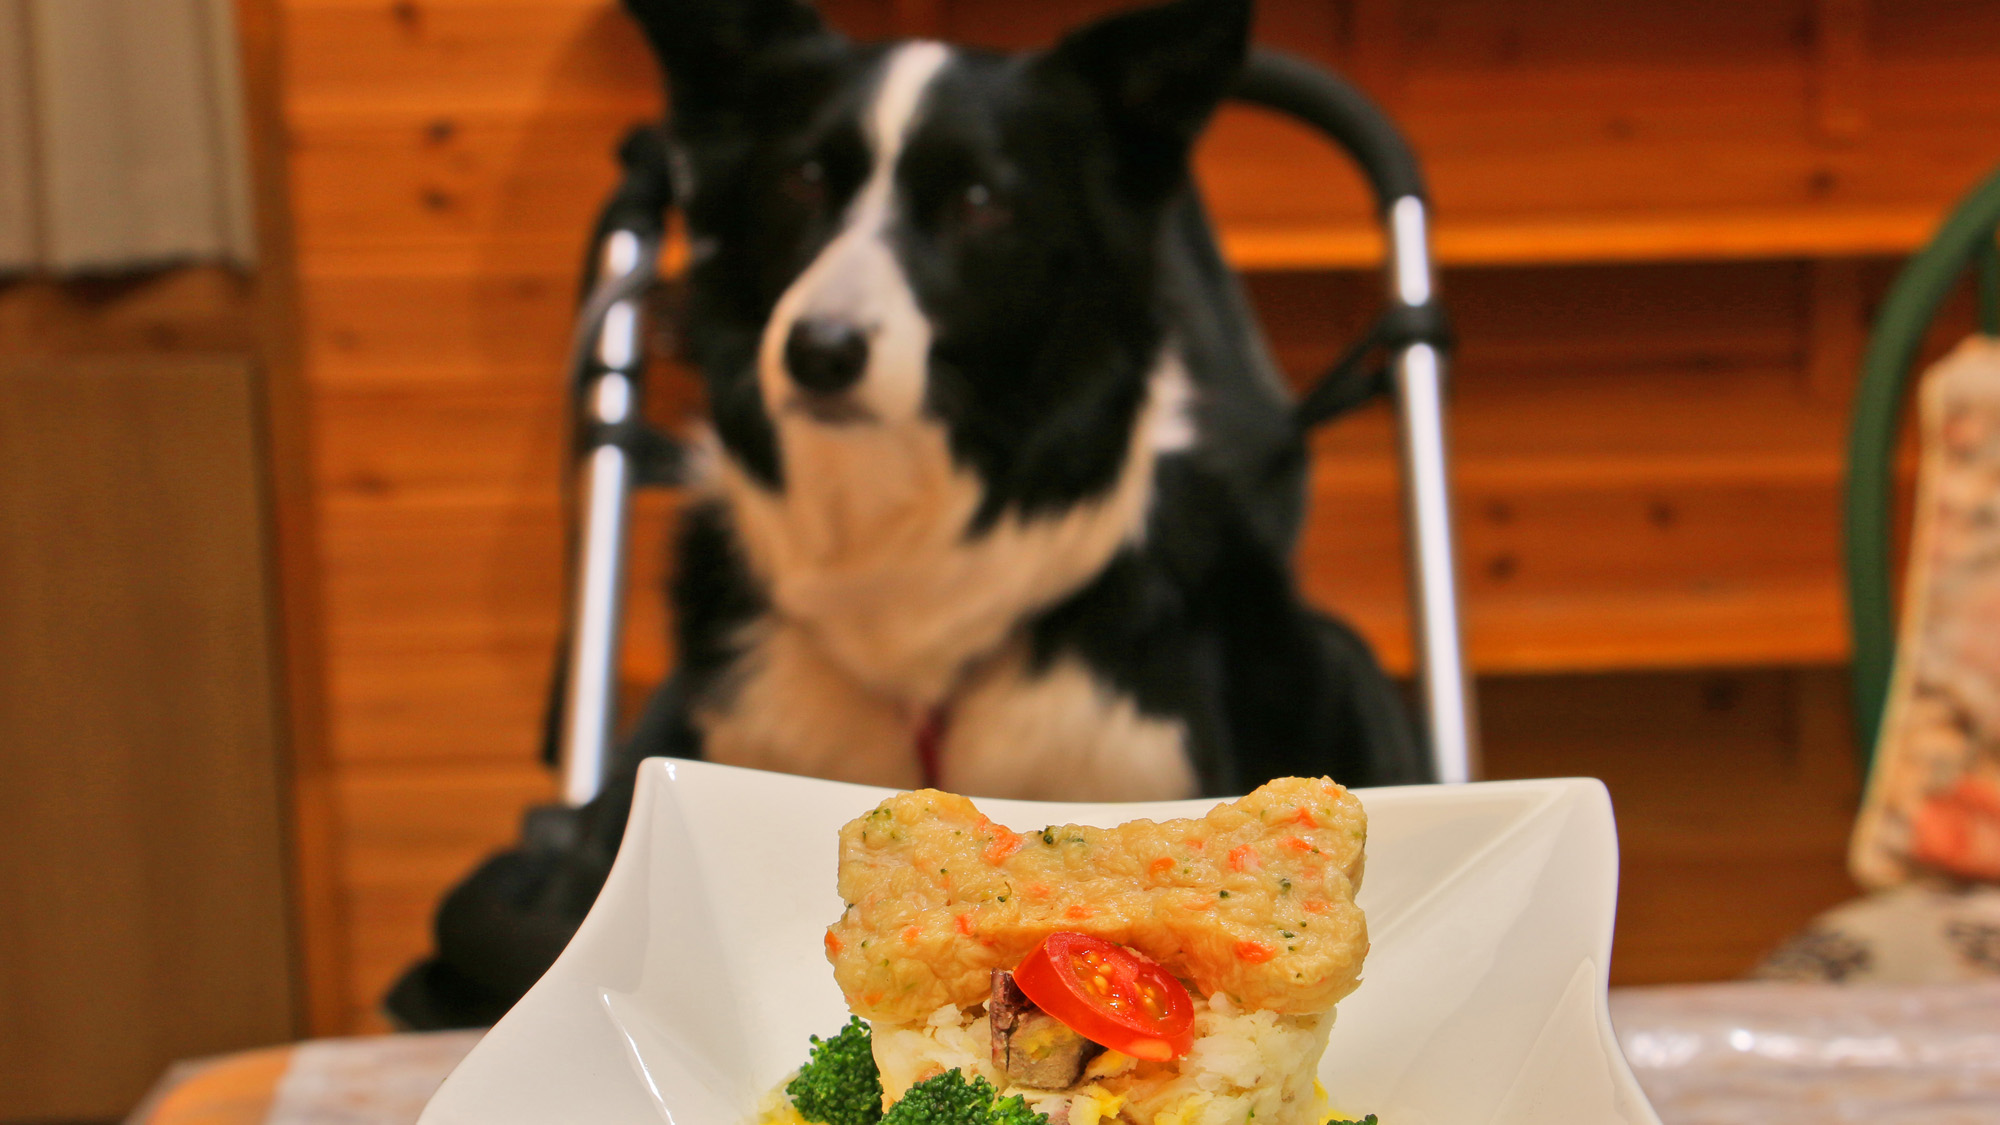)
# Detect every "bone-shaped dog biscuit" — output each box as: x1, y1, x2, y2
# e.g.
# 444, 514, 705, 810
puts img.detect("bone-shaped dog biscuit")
825, 777, 1367, 1022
